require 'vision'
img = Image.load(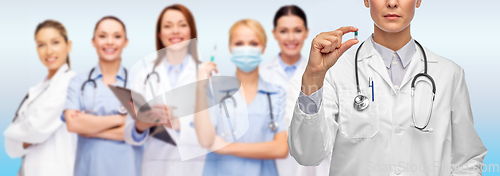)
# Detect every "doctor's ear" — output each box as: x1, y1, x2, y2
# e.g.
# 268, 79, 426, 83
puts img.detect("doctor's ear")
91, 38, 97, 49
123, 38, 129, 48
364, 0, 369, 8
261, 45, 266, 54
67, 40, 73, 53
272, 29, 278, 40
416, 0, 422, 8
